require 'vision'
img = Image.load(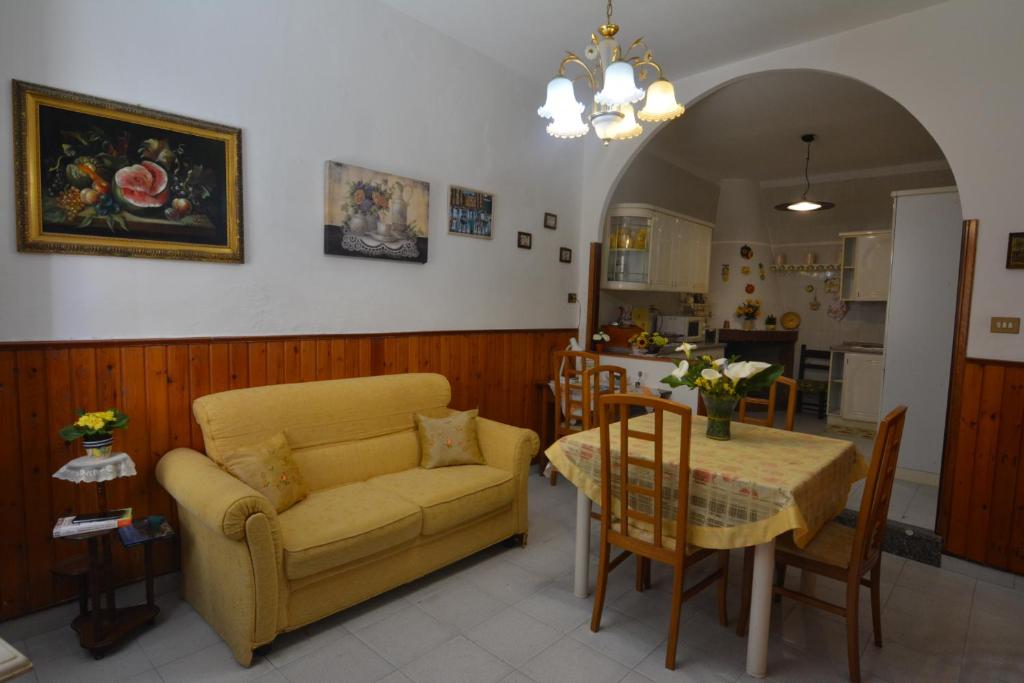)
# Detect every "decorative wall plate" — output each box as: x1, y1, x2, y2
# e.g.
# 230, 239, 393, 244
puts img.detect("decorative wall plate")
721, 264, 730, 282
781, 311, 801, 330
740, 244, 753, 259
745, 283, 755, 294
741, 266, 750, 275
